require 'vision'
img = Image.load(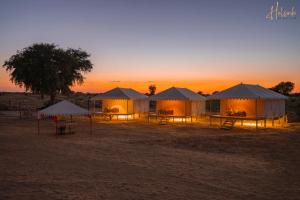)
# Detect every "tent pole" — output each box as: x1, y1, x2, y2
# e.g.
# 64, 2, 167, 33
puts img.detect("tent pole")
37, 118, 40, 135
93, 100, 95, 113
133, 100, 135, 119
90, 115, 92, 134
185, 101, 187, 123
127, 100, 129, 121
55, 120, 57, 135
255, 99, 258, 130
